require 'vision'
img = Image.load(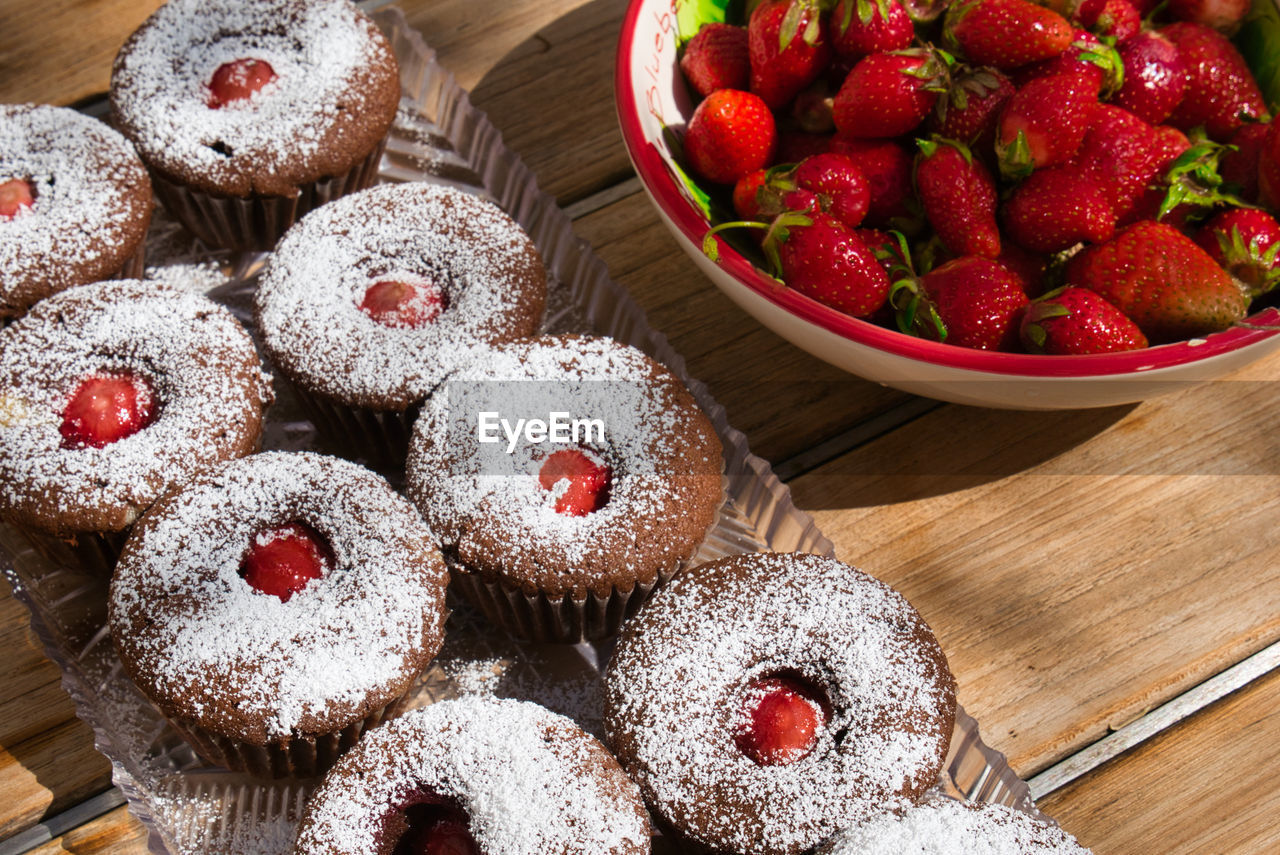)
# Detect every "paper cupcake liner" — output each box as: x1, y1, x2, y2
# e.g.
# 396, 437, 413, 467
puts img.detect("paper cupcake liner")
447, 476, 728, 643
289, 381, 418, 468
170, 692, 412, 780
149, 139, 387, 252
14, 526, 131, 576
